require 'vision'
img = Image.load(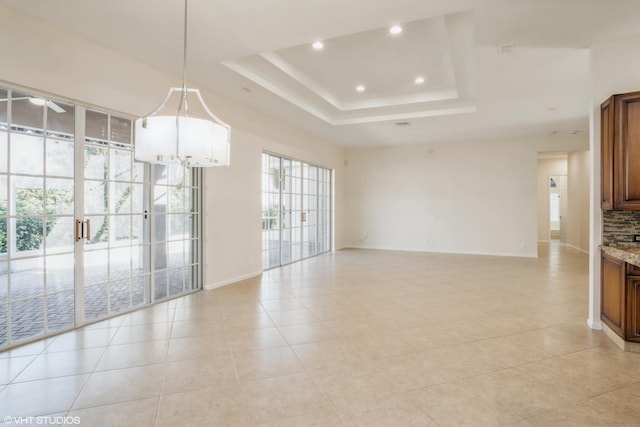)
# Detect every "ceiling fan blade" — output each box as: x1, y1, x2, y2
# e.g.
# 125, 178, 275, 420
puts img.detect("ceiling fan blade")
46, 100, 66, 113
0, 97, 30, 102
0, 97, 65, 113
